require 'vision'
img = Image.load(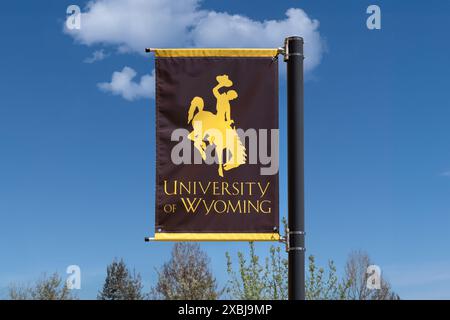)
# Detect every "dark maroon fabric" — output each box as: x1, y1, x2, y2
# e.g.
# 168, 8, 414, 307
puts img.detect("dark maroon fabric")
155, 56, 279, 234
